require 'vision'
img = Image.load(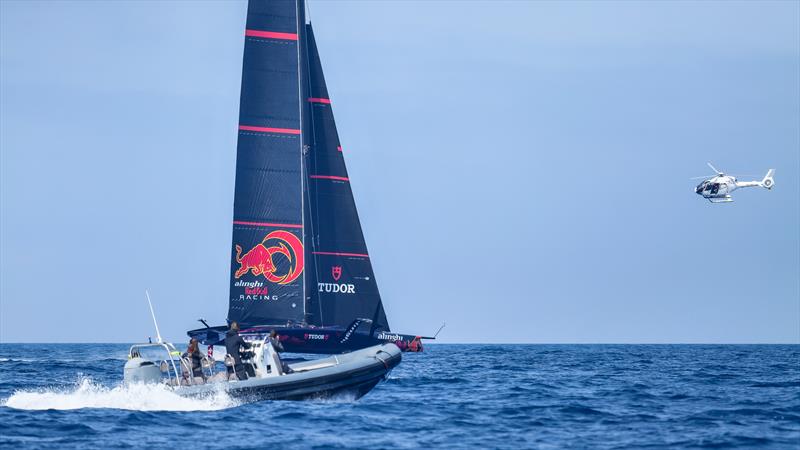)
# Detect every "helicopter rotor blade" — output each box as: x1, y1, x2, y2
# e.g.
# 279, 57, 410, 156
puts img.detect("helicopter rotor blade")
690, 175, 716, 180
707, 162, 723, 175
